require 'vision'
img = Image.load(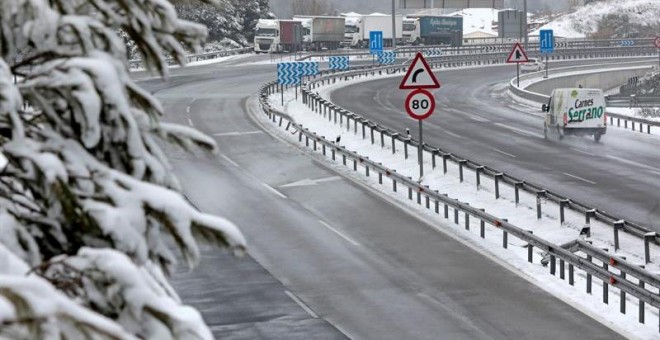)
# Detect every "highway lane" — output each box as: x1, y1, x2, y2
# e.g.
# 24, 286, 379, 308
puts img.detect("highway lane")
333, 58, 660, 229
139, 55, 623, 339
